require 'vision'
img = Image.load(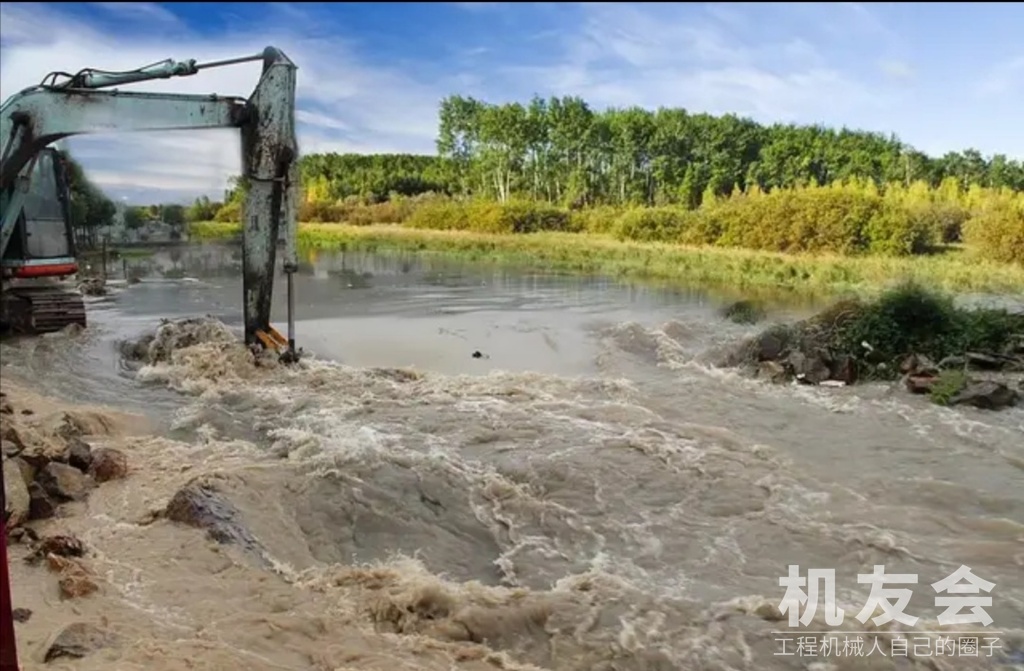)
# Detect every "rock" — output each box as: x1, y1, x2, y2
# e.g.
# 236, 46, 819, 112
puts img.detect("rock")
7, 526, 39, 544
787, 350, 832, 385
3, 457, 31, 527
18, 439, 68, 472
900, 353, 938, 376
43, 622, 118, 662
965, 351, 1006, 370
164, 482, 264, 555
0, 424, 25, 451
88, 447, 128, 483
752, 329, 789, 361
11, 455, 34, 487
904, 374, 939, 395
938, 355, 966, 369
76, 278, 107, 297
757, 360, 788, 384
1, 438, 20, 458
28, 483, 58, 520
950, 381, 1019, 411
38, 462, 91, 501
12, 607, 32, 623
67, 438, 93, 472
829, 354, 858, 385
721, 300, 767, 325
47, 555, 99, 600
